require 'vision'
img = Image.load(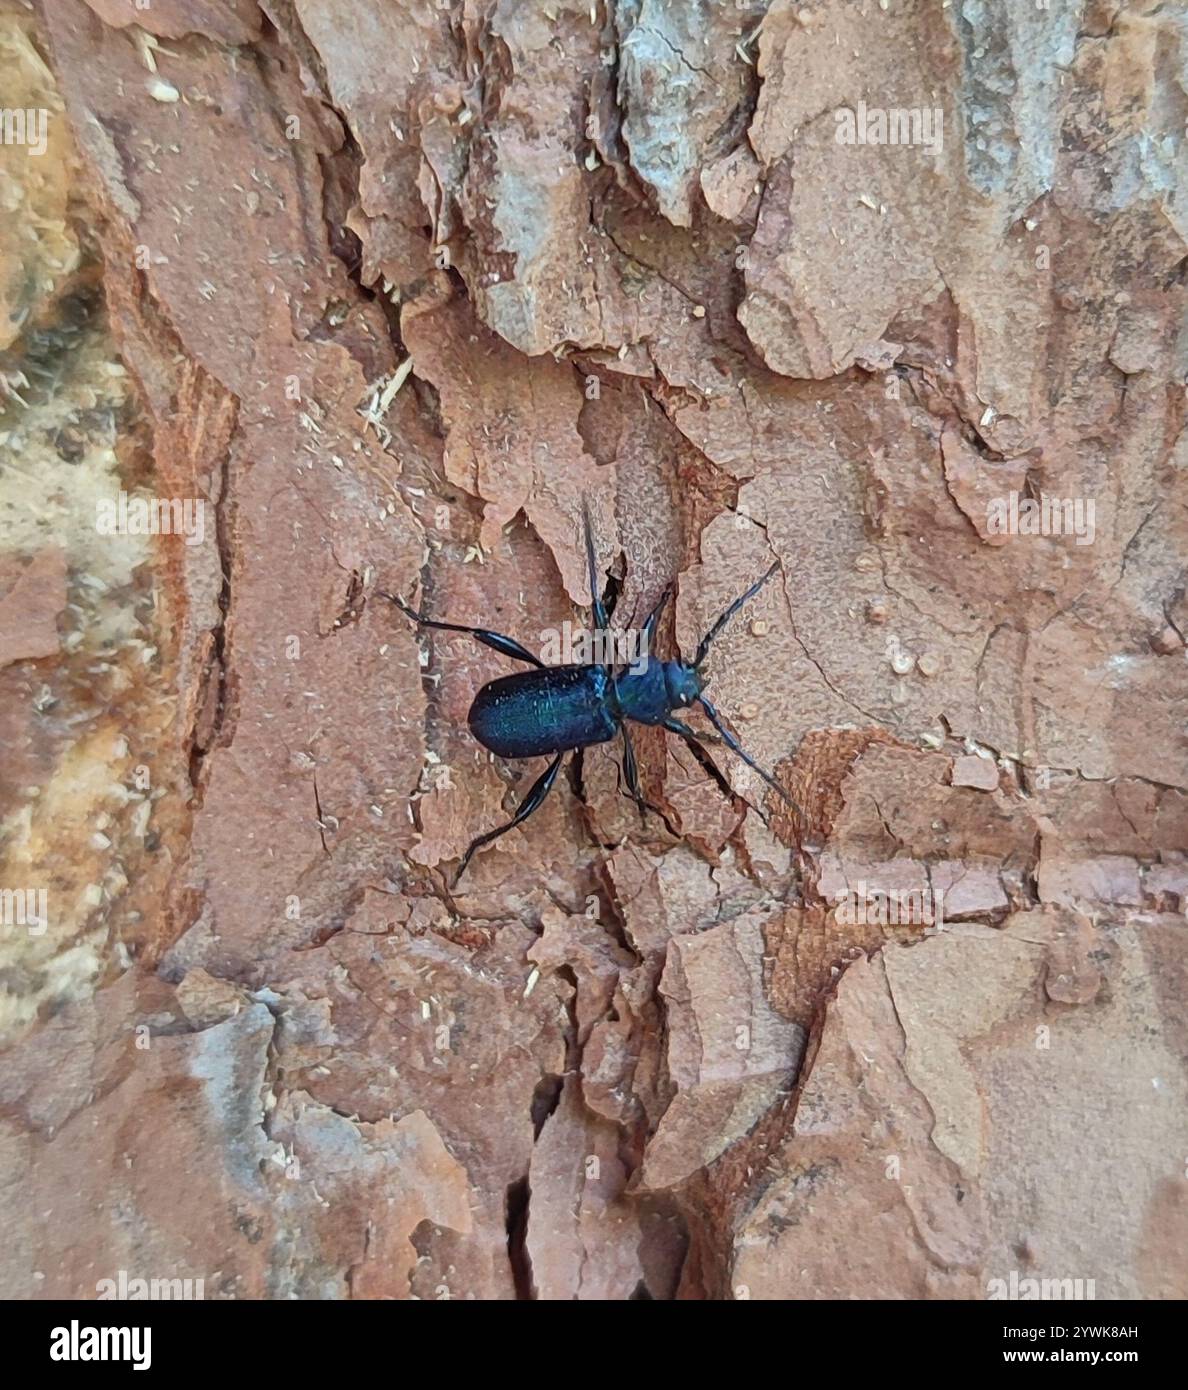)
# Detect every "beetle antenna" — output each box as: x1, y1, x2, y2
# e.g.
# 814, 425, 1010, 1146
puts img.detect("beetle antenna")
581, 497, 597, 600
581, 497, 616, 635
694, 561, 780, 668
